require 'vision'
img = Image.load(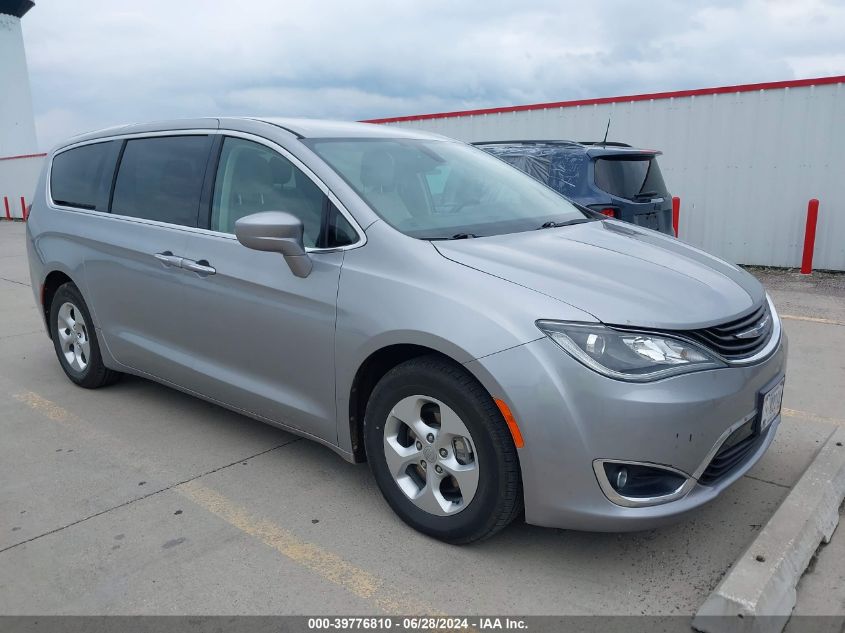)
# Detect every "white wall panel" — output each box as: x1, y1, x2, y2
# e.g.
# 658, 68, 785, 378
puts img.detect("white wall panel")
380, 81, 845, 270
